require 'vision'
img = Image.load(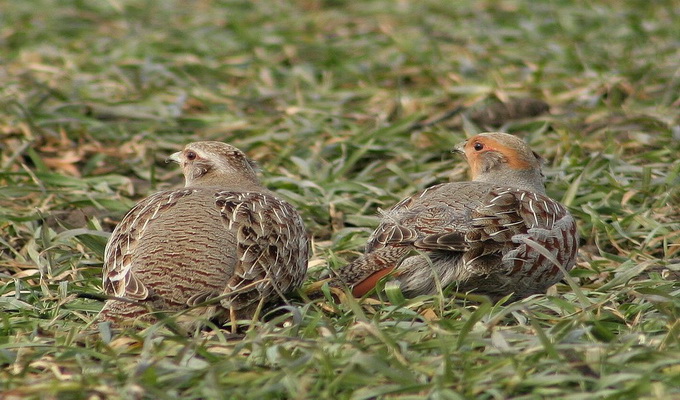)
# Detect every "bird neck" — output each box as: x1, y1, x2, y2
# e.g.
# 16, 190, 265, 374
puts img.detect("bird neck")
474, 168, 546, 194
186, 174, 265, 192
